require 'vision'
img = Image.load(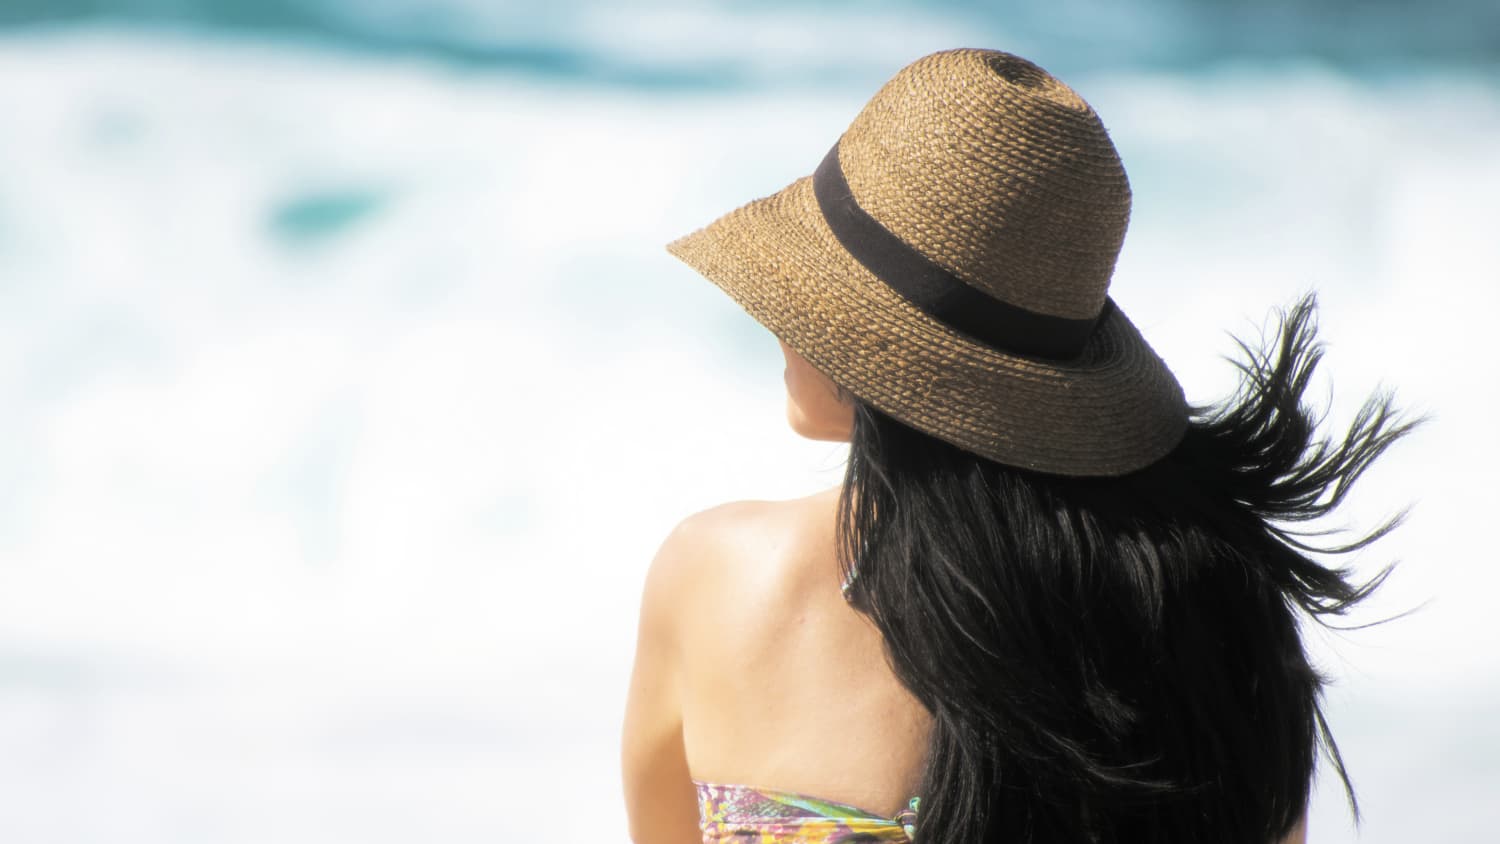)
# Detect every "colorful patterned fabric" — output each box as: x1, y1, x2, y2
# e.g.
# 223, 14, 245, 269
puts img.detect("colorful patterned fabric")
695, 779, 920, 843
